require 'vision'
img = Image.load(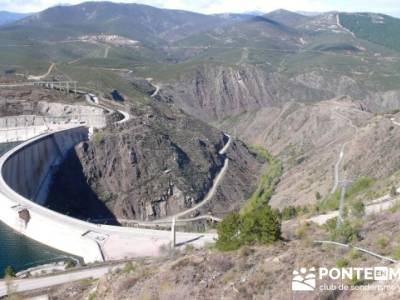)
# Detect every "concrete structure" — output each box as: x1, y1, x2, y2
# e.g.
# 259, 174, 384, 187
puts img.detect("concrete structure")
0, 81, 78, 95
0, 127, 104, 263
0, 127, 216, 264
0, 263, 125, 297
0, 104, 107, 143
